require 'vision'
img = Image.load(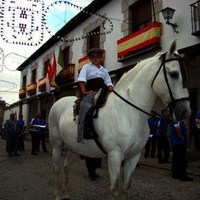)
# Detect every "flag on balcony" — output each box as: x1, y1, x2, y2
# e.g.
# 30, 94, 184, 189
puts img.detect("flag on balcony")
47, 53, 58, 88
58, 48, 65, 69
117, 22, 161, 58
